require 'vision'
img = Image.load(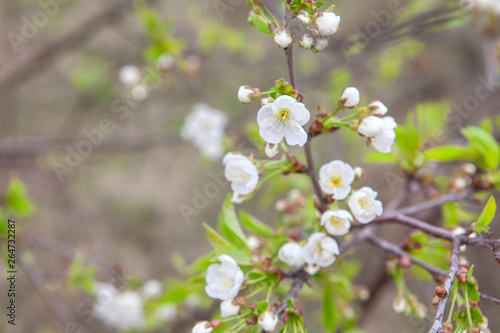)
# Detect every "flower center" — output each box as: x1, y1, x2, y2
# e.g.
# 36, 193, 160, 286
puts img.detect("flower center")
213, 266, 235, 292
231, 165, 249, 183
329, 217, 344, 231
329, 175, 343, 188
358, 196, 373, 210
